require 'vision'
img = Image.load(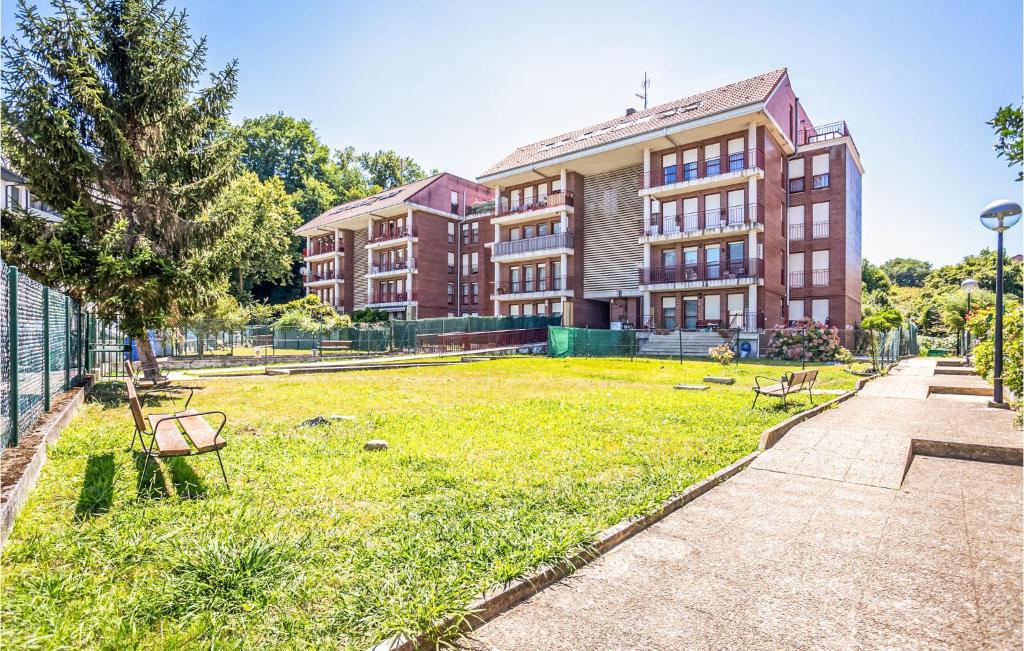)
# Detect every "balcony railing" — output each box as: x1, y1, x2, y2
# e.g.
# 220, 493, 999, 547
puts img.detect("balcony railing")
305, 269, 338, 282
494, 275, 573, 295
305, 242, 338, 256
790, 271, 805, 288
497, 191, 574, 216
639, 259, 763, 285
368, 290, 415, 304
789, 223, 805, 240
368, 227, 416, 245
642, 309, 764, 332
797, 121, 849, 146
647, 204, 762, 236
812, 269, 830, 286
493, 231, 573, 257
641, 149, 764, 189
370, 258, 415, 274
811, 221, 829, 238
